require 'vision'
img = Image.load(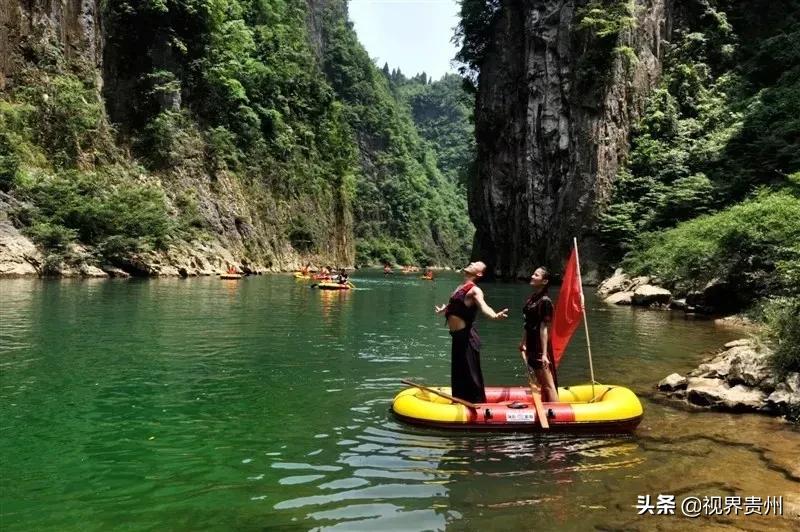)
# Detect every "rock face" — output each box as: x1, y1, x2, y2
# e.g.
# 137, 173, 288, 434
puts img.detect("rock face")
0, 220, 41, 276
1, 0, 354, 276
658, 339, 800, 421
470, 0, 670, 277
632, 284, 672, 307
605, 290, 634, 305
0, 0, 103, 88
596, 269, 677, 308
